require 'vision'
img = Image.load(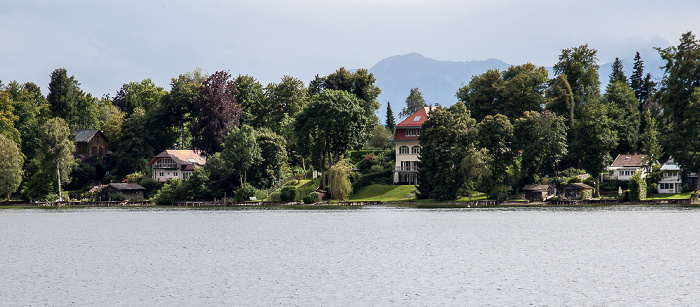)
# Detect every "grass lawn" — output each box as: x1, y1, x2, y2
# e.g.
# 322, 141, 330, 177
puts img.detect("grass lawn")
350, 184, 417, 201
286, 179, 311, 189
646, 192, 693, 200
